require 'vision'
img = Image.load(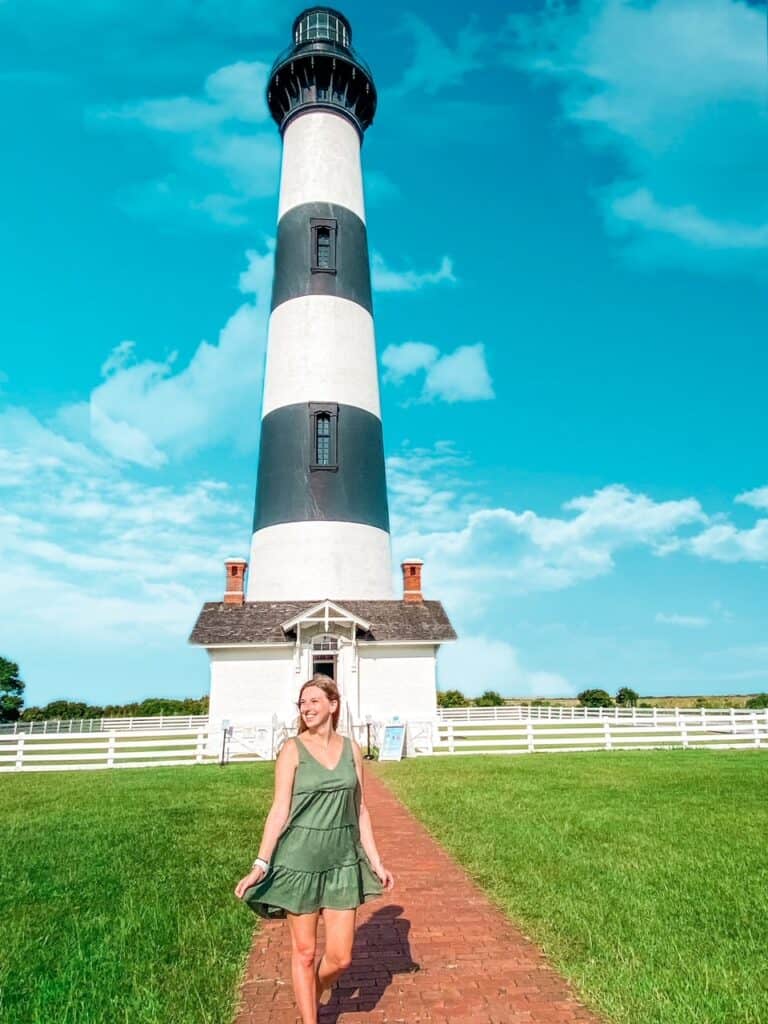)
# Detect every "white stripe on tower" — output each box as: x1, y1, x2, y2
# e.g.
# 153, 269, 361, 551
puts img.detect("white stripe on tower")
247, 13, 392, 601
279, 111, 366, 222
